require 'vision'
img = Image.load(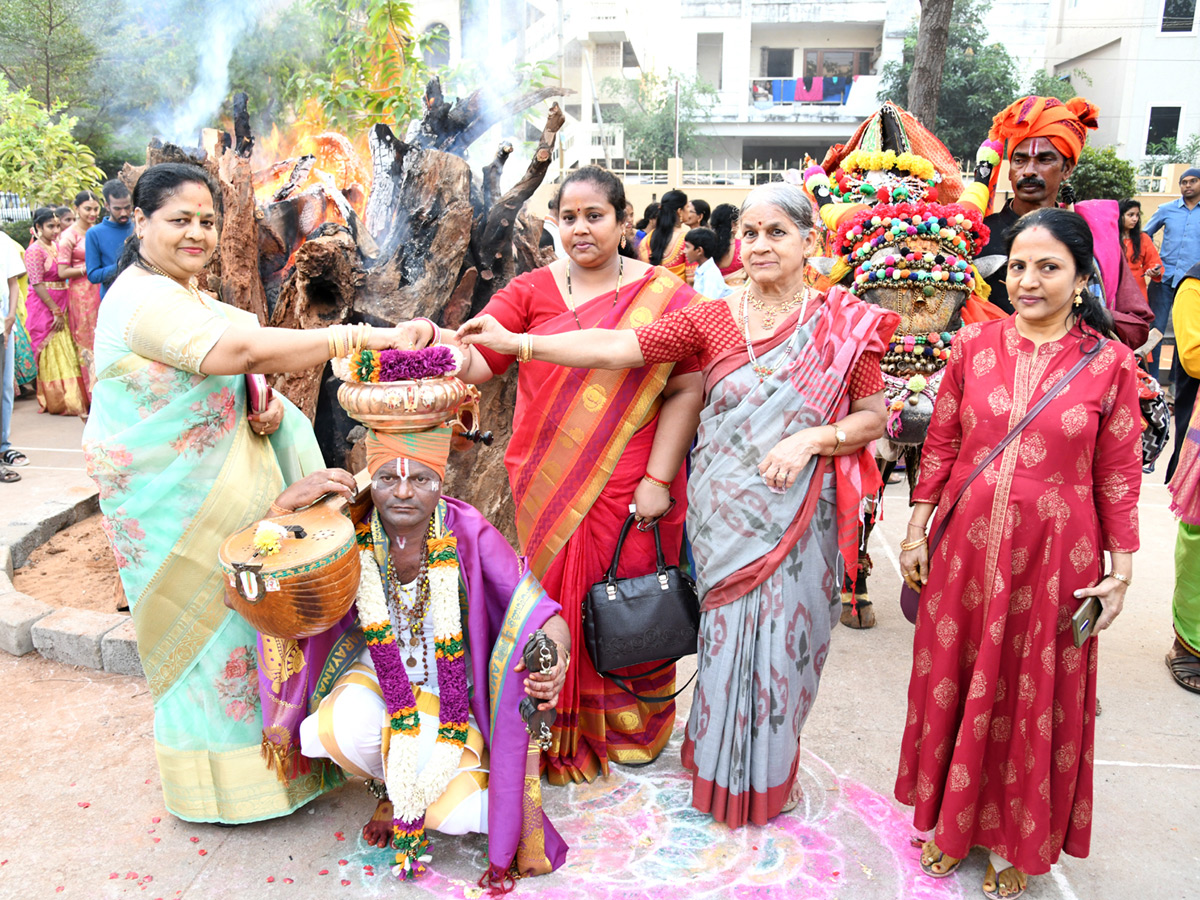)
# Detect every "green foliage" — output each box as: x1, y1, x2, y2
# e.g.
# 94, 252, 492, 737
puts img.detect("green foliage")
0, 81, 104, 206
282, 0, 436, 131
879, 0, 1019, 163
600, 71, 717, 165
1026, 68, 1091, 102
0, 0, 95, 110
1144, 134, 1200, 167
1, 219, 32, 246
1068, 146, 1136, 201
